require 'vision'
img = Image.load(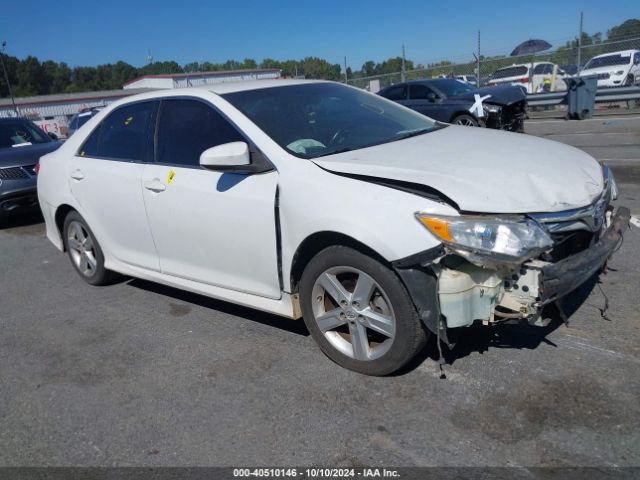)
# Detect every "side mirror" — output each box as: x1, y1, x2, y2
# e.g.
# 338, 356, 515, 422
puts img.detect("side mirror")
200, 141, 250, 170
47, 132, 58, 140
199, 141, 274, 174
426, 92, 437, 102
